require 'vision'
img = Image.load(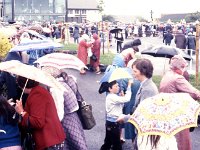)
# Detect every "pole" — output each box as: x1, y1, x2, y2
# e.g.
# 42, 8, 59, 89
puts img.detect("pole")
195, 23, 199, 86
11, 0, 15, 22
65, 0, 68, 22
150, 10, 153, 21
102, 21, 104, 54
